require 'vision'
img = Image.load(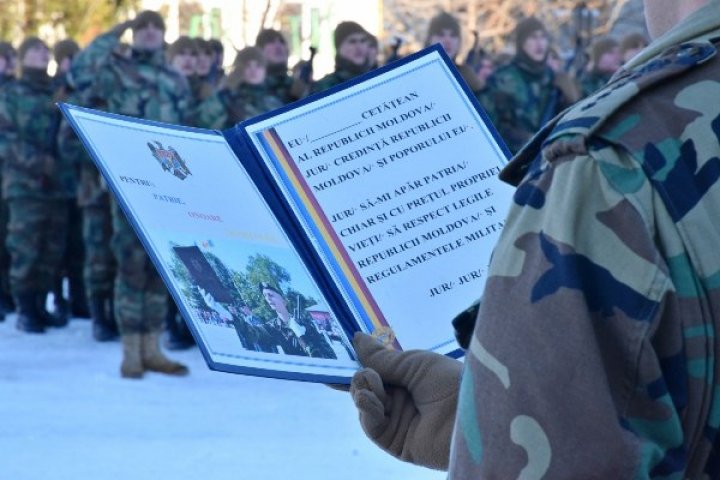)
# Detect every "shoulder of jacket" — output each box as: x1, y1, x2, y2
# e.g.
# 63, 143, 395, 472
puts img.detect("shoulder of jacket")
500, 39, 719, 186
